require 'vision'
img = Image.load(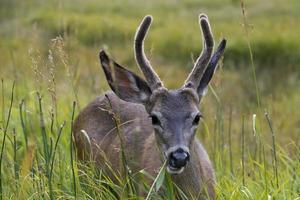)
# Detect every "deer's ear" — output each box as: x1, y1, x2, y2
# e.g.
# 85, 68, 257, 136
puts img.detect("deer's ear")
197, 39, 226, 97
99, 50, 152, 104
